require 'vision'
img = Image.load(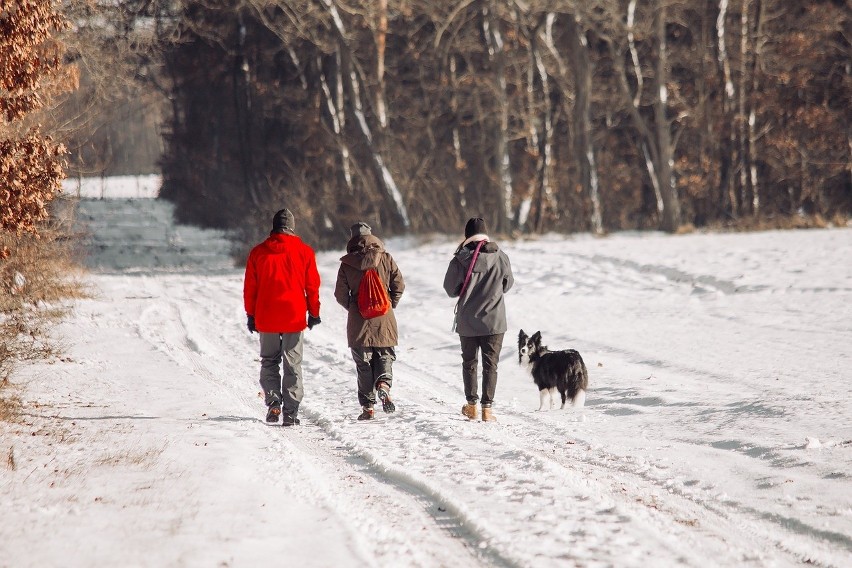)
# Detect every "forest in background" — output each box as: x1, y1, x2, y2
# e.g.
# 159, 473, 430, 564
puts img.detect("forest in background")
51, 0, 852, 251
